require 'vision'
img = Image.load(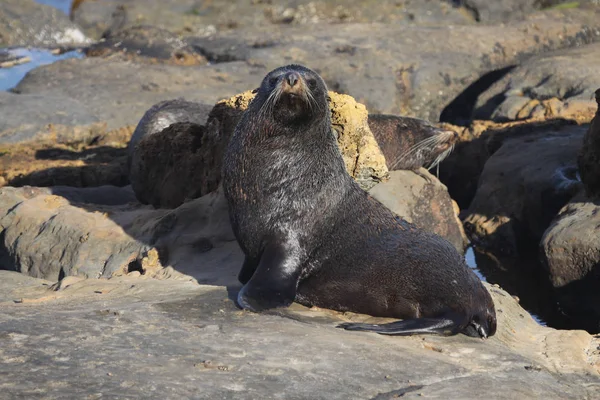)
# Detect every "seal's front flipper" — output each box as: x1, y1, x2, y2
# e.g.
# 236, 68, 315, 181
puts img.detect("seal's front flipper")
237, 239, 302, 312
337, 318, 457, 336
